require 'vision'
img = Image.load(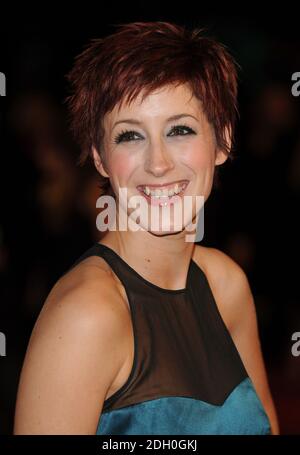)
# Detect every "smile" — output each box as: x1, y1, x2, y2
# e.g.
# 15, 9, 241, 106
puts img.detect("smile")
136, 180, 189, 206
